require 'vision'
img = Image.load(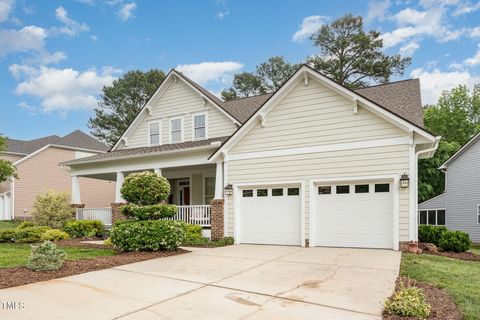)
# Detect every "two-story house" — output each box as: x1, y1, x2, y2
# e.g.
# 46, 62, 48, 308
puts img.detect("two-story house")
61, 65, 439, 250
0, 130, 116, 220
419, 132, 480, 243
